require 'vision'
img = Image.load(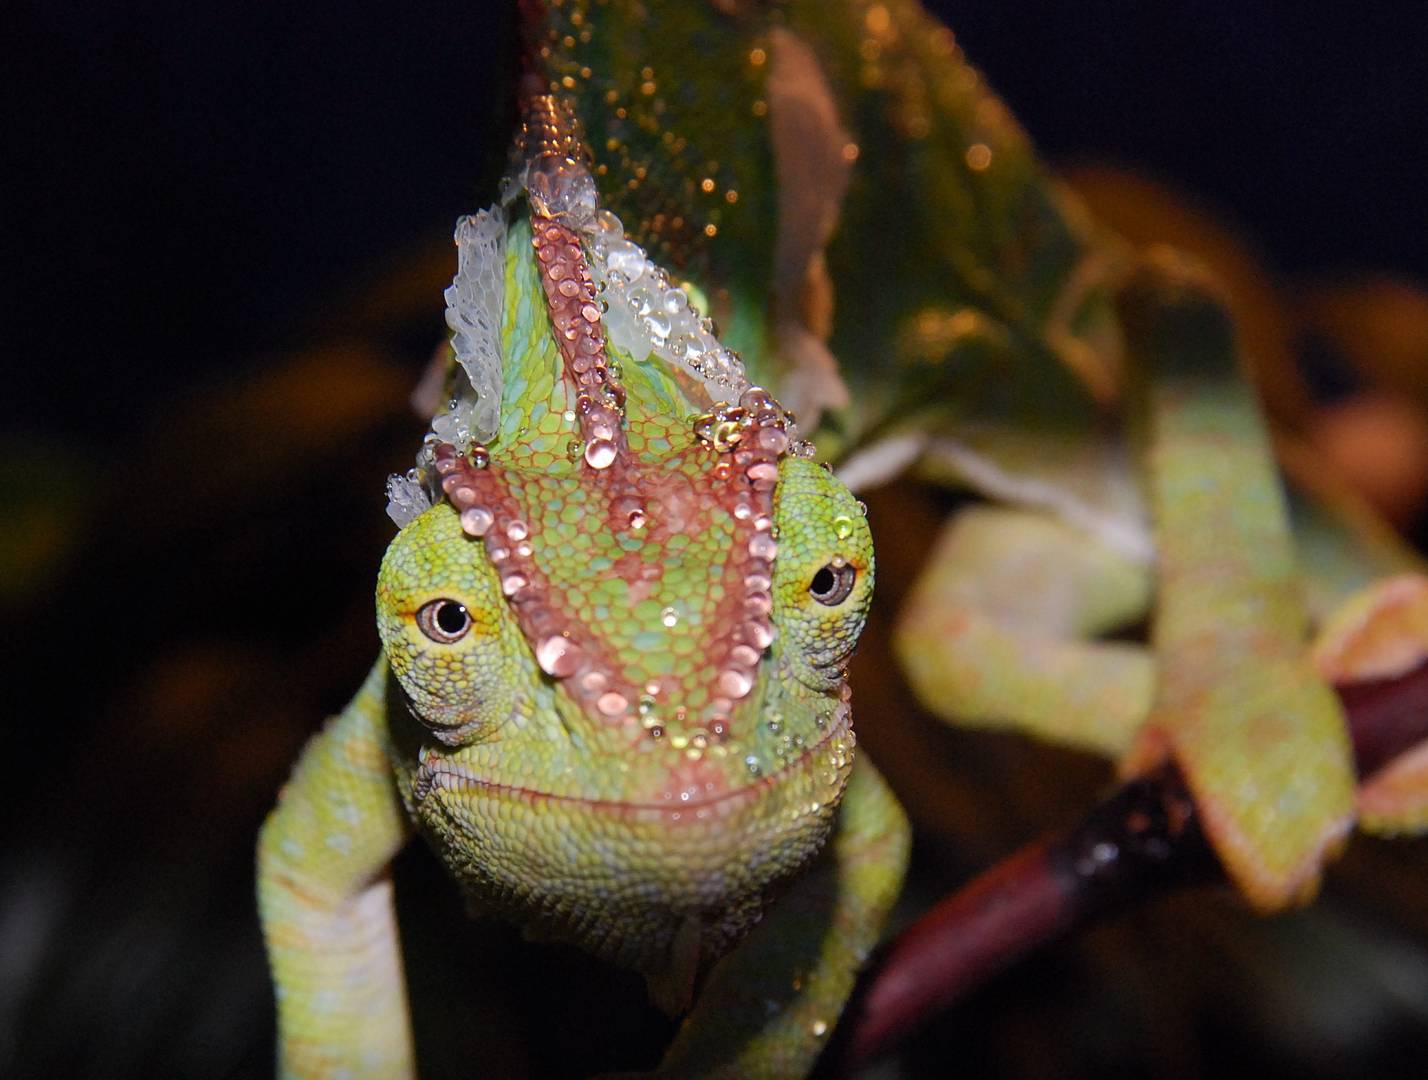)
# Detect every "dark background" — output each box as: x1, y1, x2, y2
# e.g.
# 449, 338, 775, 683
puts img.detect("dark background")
6, 3, 1428, 1077
10, 3, 1428, 444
